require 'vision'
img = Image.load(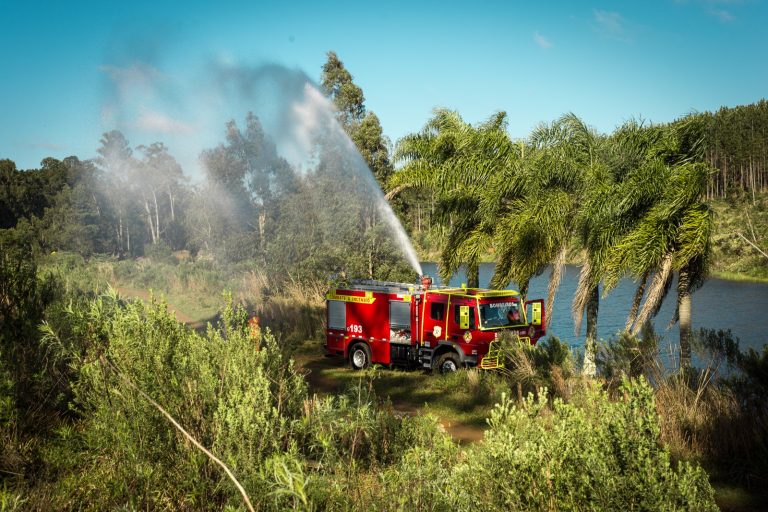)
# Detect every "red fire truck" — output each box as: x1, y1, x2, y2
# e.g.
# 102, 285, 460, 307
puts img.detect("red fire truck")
325, 276, 546, 372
